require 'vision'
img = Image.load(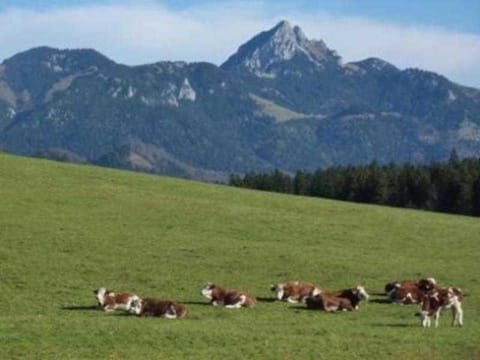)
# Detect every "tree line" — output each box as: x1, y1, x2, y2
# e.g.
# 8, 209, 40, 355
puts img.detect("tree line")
229, 151, 480, 217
